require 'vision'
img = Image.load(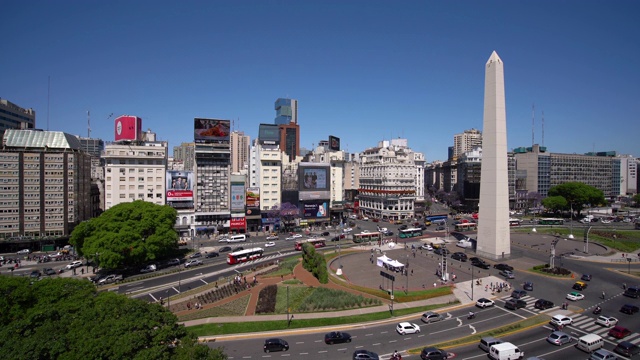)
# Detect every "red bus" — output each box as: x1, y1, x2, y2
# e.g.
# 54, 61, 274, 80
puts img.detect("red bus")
294, 238, 327, 251
227, 247, 264, 265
